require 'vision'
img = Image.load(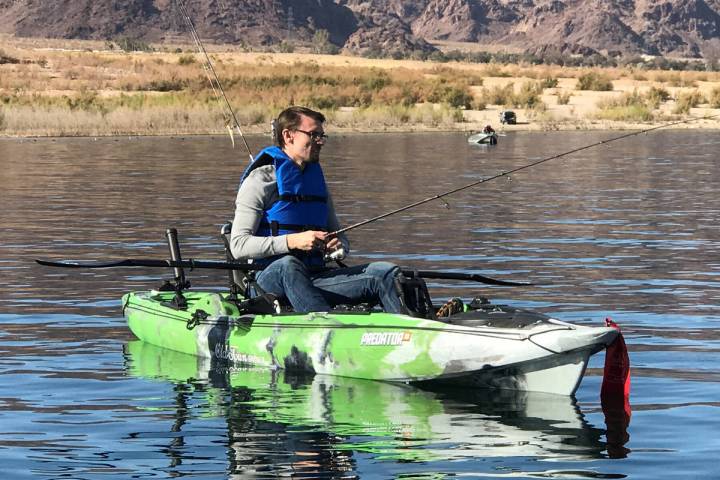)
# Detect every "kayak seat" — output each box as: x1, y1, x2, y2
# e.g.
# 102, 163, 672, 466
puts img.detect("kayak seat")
395, 272, 435, 319
220, 222, 267, 301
